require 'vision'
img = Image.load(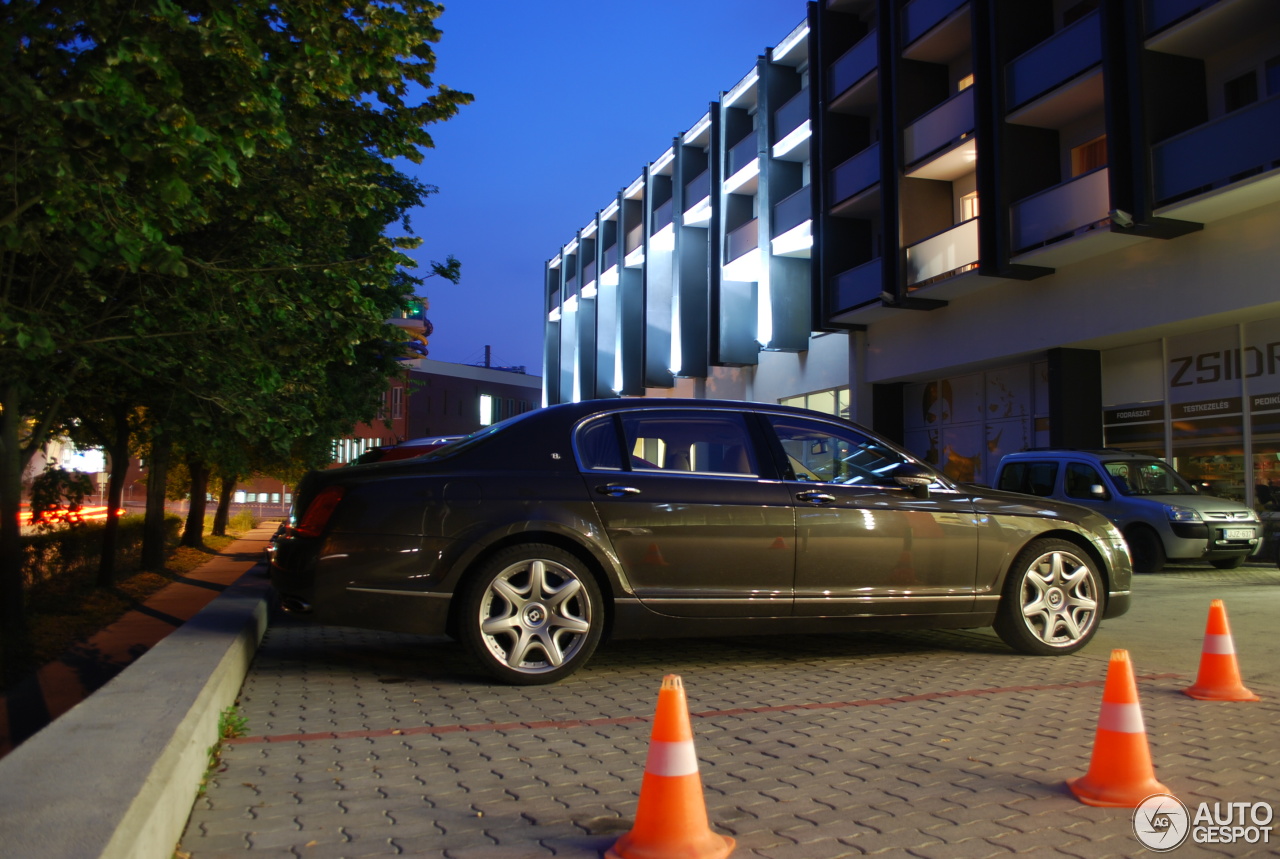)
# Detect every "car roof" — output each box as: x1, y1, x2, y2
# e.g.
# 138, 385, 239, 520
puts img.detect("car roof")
1000, 449, 1161, 463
